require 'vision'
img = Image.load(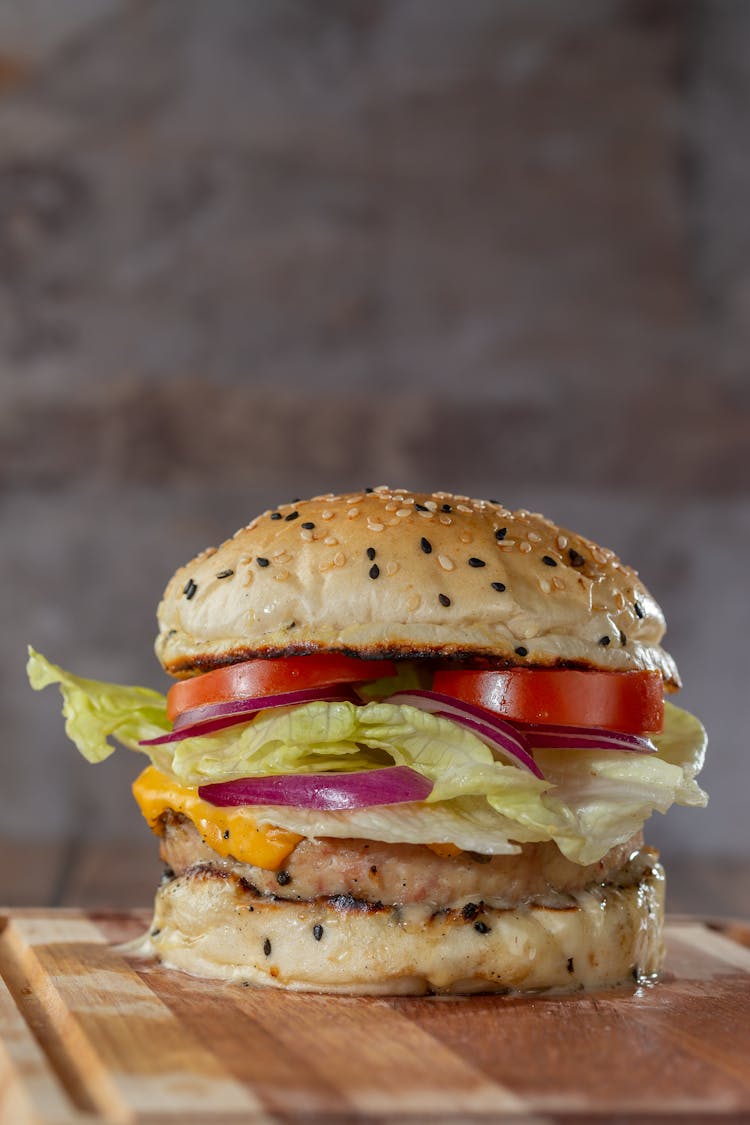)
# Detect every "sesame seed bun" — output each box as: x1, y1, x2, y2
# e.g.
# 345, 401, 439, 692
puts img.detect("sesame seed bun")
136, 862, 666, 995
155, 487, 679, 687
